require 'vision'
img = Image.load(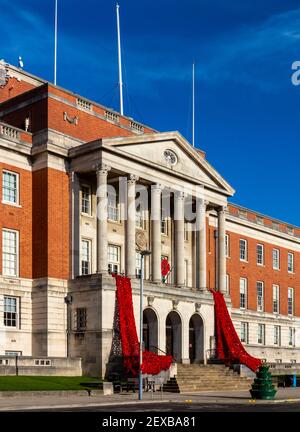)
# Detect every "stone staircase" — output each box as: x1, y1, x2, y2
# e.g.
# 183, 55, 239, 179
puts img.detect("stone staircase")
163, 364, 253, 393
